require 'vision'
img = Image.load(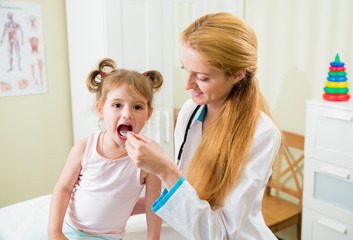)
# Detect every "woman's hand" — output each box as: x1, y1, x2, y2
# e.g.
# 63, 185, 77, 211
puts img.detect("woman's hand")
125, 132, 171, 178
125, 132, 182, 189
